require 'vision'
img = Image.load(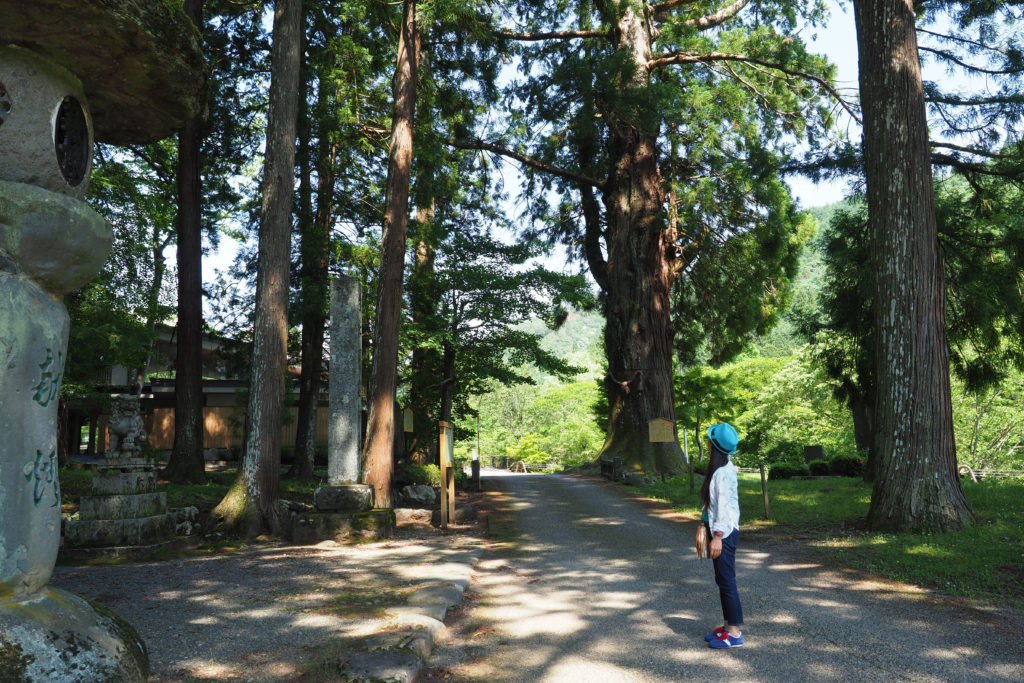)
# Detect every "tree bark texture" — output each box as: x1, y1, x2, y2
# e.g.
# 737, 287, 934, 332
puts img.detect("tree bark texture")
408, 202, 440, 465
165, 0, 207, 485
291, 69, 334, 481
361, 0, 417, 508
218, 0, 303, 532
853, 0, 971, 531
597, 3, 684, 474
289, 56, 316, 480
